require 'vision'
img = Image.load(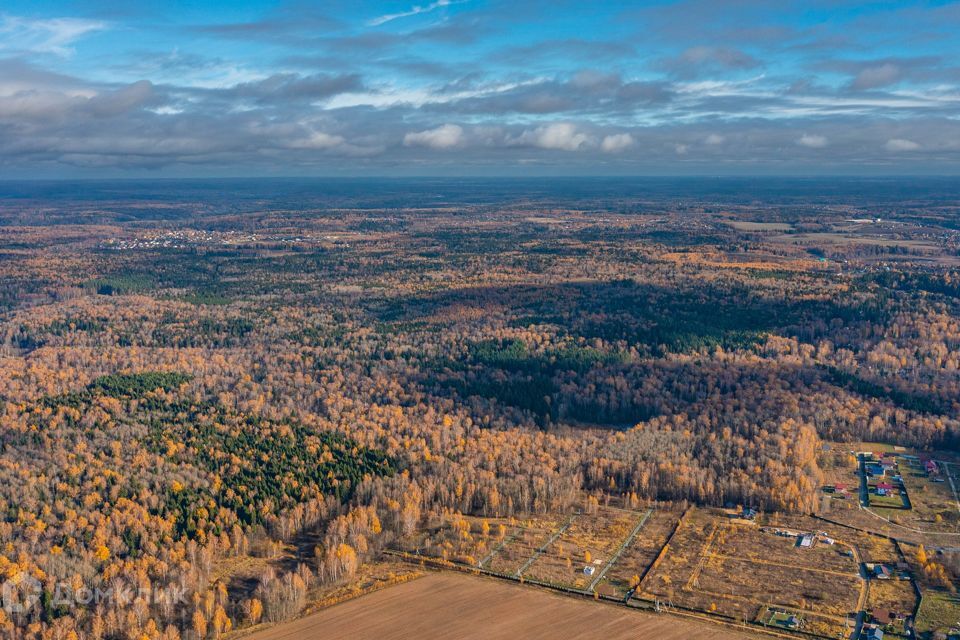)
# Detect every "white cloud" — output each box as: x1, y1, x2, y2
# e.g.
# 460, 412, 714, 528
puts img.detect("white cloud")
885, 138, 921, 151
674, 143, 689, 155
705, 133, 725, 145
368, 0, 465, 27
404, 123, 464, 149
0, 15, 106, 57
601, 133, 634, 153
520, 123, 591, 151
324, 78, 542, 110
287, 131, 346, 150
797, 134, 828, 148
